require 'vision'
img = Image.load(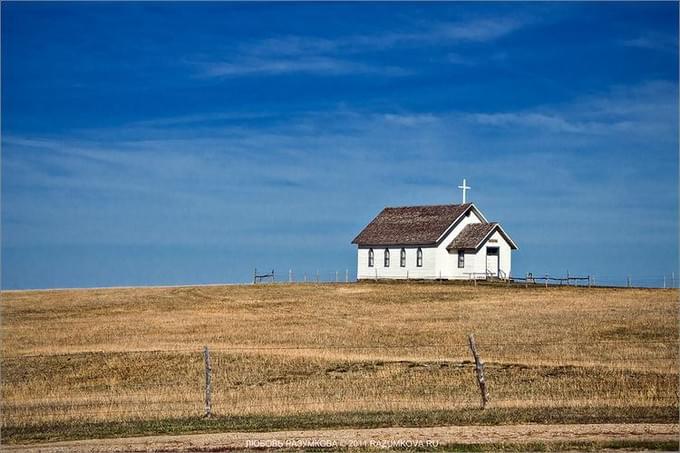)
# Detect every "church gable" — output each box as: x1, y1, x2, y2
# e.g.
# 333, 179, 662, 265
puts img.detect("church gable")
352, 203, 474, 246
447, 223, 518, 251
